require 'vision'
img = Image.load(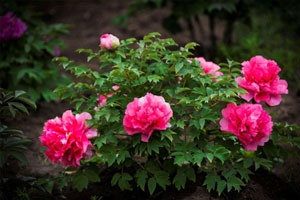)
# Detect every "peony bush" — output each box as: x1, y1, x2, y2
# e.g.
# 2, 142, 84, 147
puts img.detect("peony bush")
47, 32, 300, 195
